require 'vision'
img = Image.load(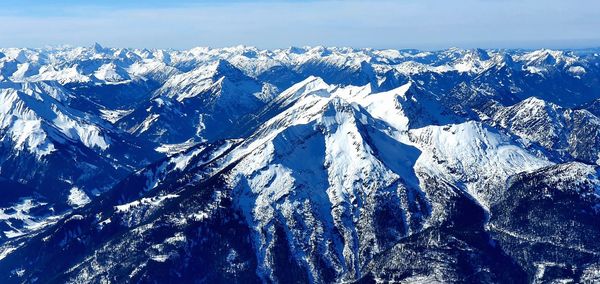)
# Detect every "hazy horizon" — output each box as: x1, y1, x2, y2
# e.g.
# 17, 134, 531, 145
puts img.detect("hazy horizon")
1, 0, 599, 50
2, 43, 600, 52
